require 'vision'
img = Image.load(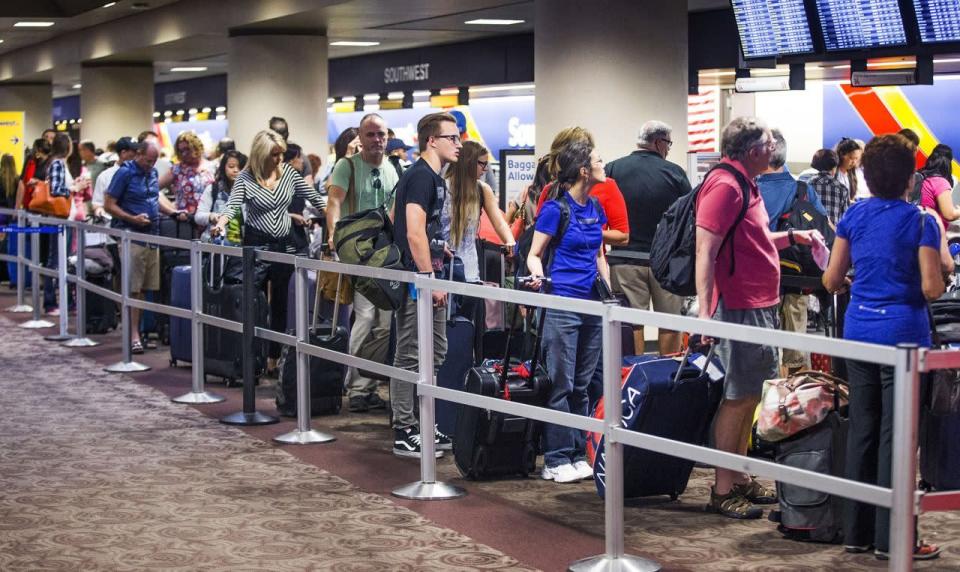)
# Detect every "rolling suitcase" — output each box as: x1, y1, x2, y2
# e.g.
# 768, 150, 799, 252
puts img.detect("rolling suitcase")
437, 257, 475, 438
590, 343, 724, 499
919, 300, 960, 491
275, 273, 348, 416
203, 253, 268, 385
454, 300, 551, 480
85, 272, 117, 334
168, 265, 192, 366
